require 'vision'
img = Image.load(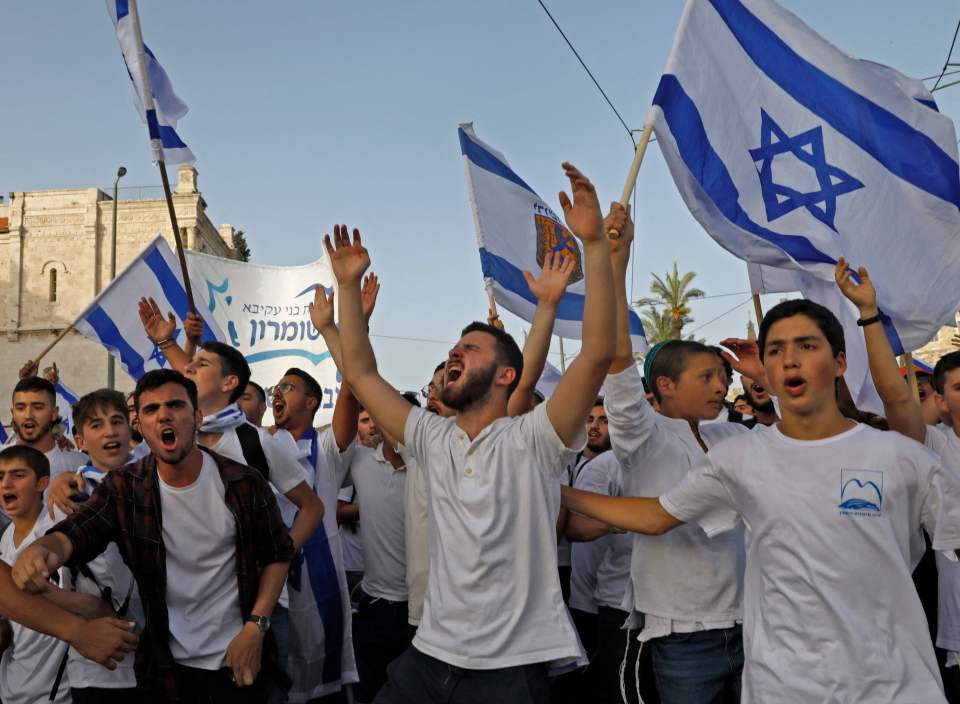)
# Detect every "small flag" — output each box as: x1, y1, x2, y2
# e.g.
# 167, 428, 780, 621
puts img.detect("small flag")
460, 123, 647, 353
55, 382, 80, 439
106, 0, 195, 164
73, 236, 224, 379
